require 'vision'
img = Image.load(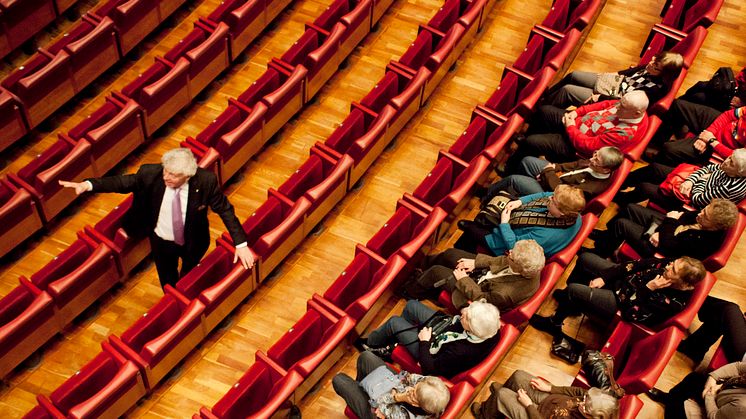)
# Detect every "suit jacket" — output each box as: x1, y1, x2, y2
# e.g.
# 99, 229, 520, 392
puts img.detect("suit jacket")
451, 253, 539, 311
539, 159, 613, 199
88, 164, 247, 260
